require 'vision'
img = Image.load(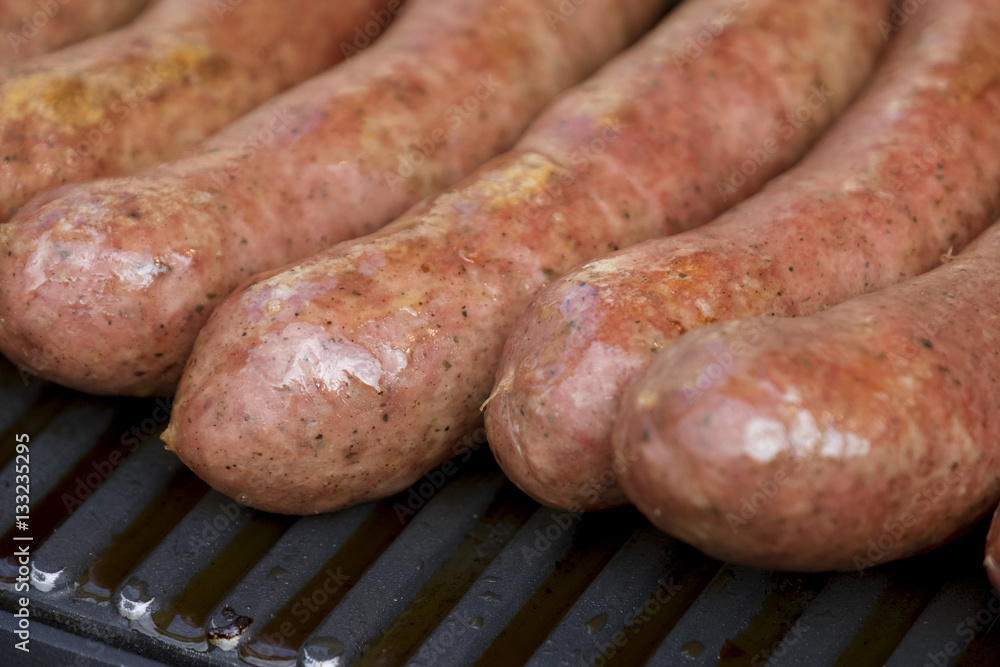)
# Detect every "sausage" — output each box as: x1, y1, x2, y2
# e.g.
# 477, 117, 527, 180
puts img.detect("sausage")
615, 218, 1000, 572
0, 0, 668, 396
0, 0, 150, 63
163, 0, 893, 515
485, 0, 1000, 512
985, 505, 1000, 593
0, 0, 397, 223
